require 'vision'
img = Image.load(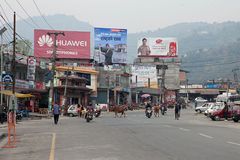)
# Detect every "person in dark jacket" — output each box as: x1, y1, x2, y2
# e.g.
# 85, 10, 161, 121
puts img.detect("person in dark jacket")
175, 102, 181, 120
